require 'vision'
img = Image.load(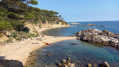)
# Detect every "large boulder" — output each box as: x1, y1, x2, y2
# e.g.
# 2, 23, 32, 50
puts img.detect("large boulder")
75, 29, 119, 48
